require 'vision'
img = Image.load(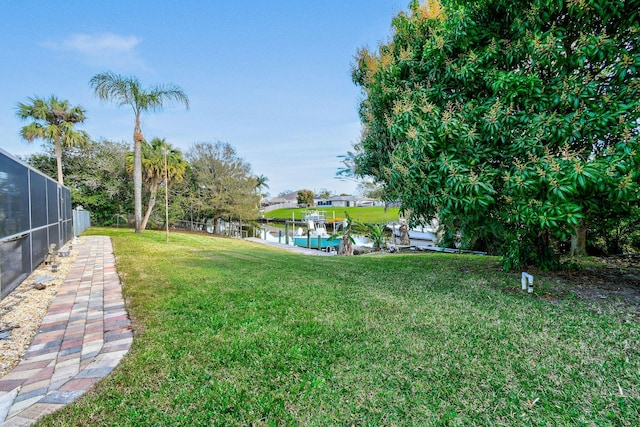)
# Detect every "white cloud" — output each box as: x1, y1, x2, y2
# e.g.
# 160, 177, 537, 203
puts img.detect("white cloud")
41, 32, 146, 70
64, 33, 140, 53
